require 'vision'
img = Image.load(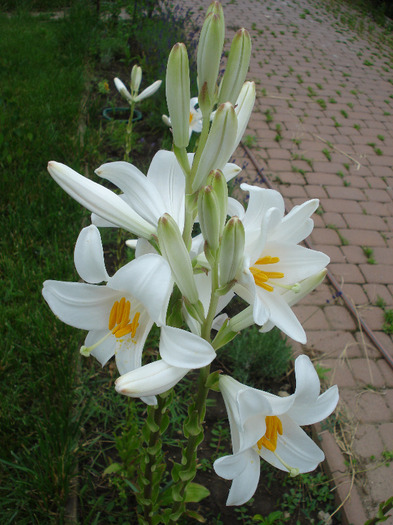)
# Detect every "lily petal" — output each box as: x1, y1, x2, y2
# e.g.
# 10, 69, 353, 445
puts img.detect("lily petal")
159, 326, 216, 368
47, 161, 155, 239
74, 225, 109, 284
